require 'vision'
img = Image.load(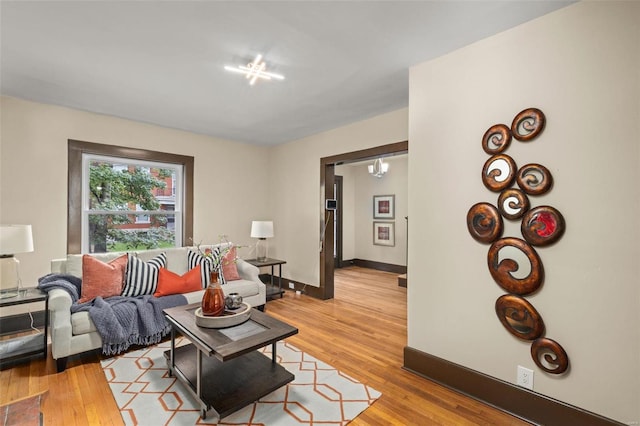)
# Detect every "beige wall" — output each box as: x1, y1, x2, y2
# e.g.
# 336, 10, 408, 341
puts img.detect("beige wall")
337, 156, 408, 265
269, 109, 408, 286
0, 98, 408, 311
408, 2, 639, 423
0, 96, 270, 291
